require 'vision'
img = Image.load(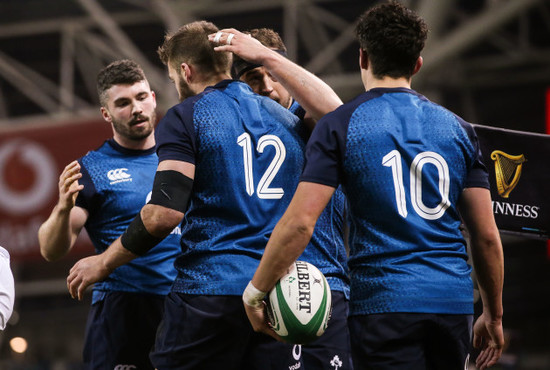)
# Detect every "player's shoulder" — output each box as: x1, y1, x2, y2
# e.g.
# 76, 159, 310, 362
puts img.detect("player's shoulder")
407, 91, 465, 121
165, 81, 236, 121
200, 79, 242, 100
325, 90, 380, 121
79, 140, 111, 162
314, 92, 370, 132
79, 139, 149, 170
199, 80, 253, 109
167, 94, 202, 118
422, 96, 476, 134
